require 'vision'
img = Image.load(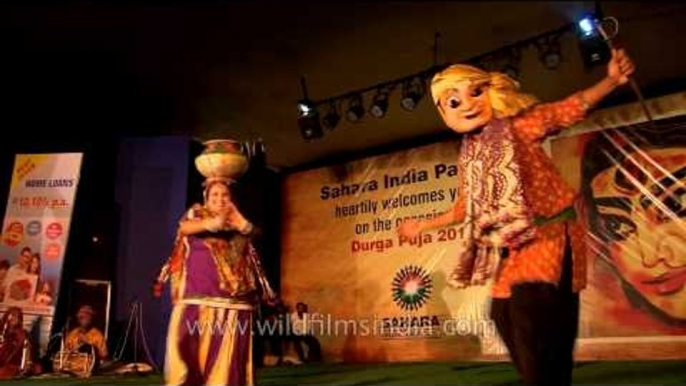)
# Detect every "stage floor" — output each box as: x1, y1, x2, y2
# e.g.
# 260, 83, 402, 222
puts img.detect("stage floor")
1, 361, 685, 385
